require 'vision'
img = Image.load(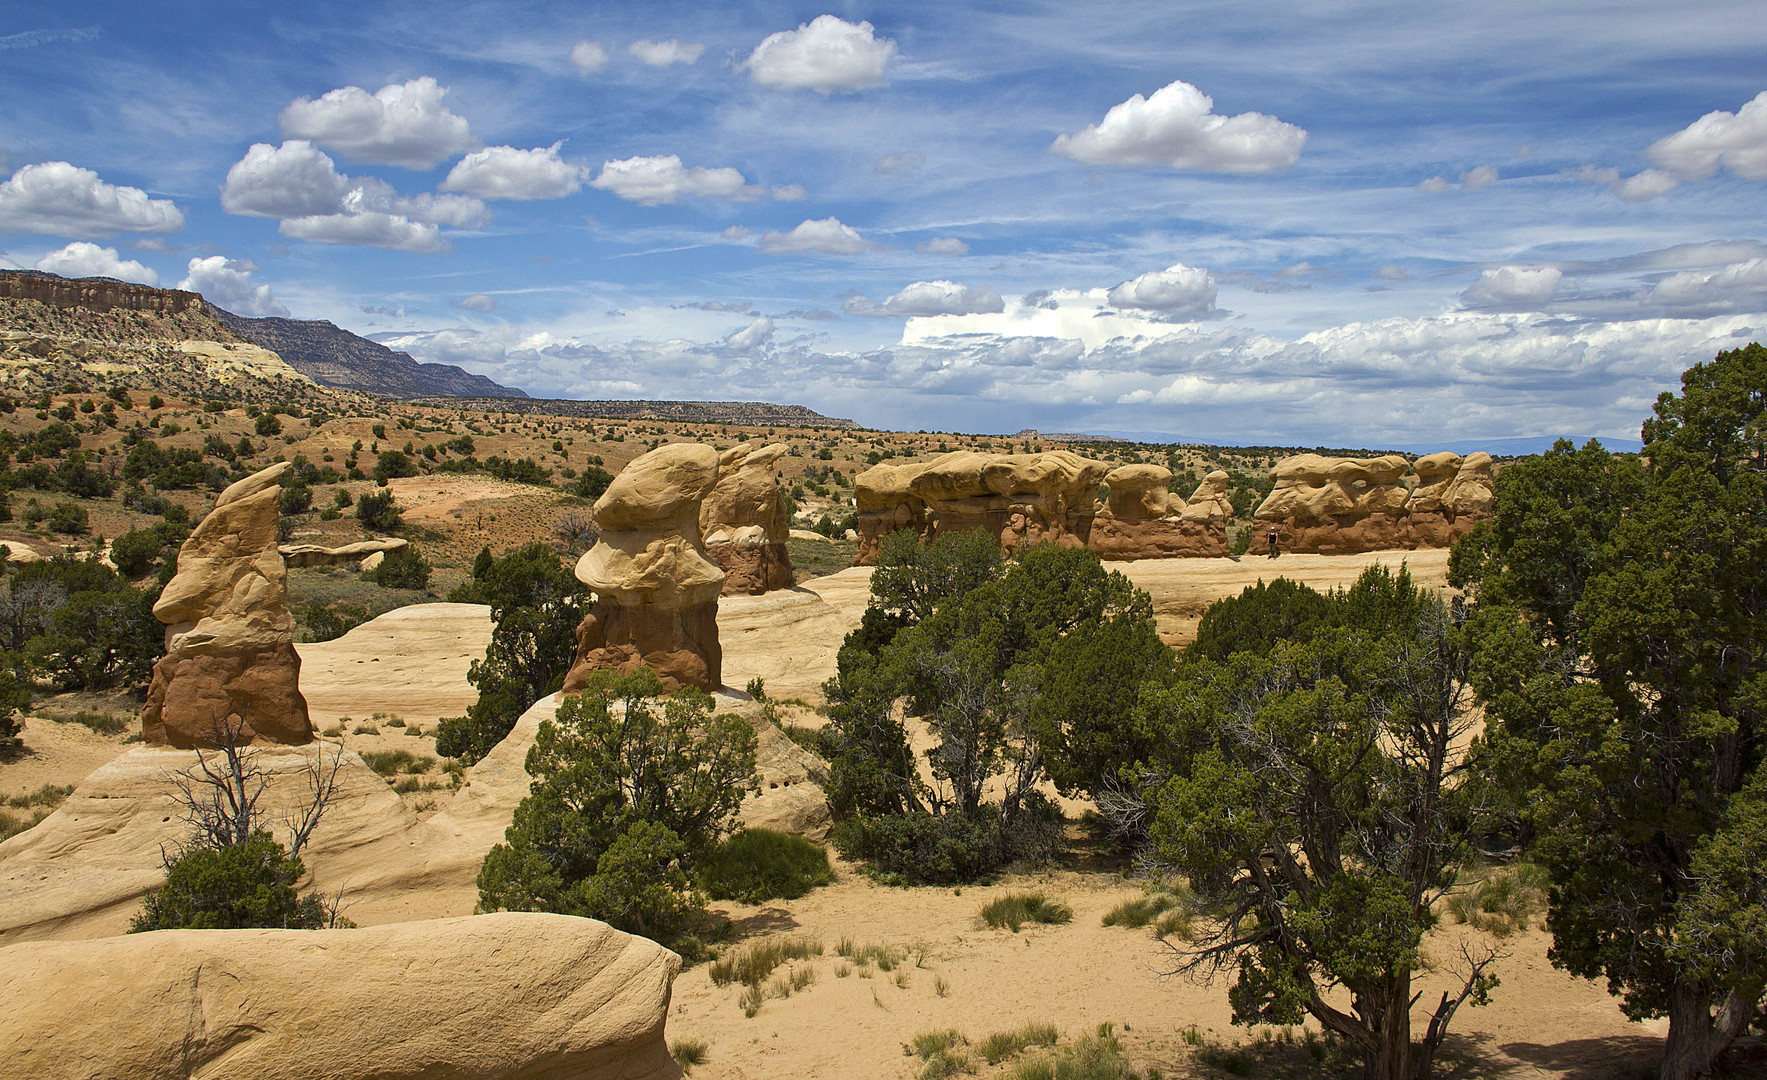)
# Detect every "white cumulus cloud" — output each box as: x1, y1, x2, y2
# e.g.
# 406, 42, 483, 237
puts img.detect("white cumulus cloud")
1050, 79, 1305, 174
278, 211, 447, 254
279, 76, 475, 169
178, 256, 287, 316
35, 241, 158, 285
846, 280, 1004, 317
1106, 263, 1219, 316
1641, 258, 1767, 315
221, 140, 486, 243
757, 217, 872, 256
590, 155, 788, 205
221, 140, 351, 218
743, 15, 896, 94
0, 161, 183, 236
1459, 165, 1499, 191
569, 41, 609, 74
459, 293, 498, 312
1461, 265, 1563, 309
1647, 90, 1767, 183
442, 144, 586, 200
628, 39, 703, 66
1417, 176, 1451, 193
917, 237, 969, 256
723, 317, 775, 350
